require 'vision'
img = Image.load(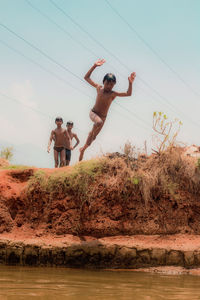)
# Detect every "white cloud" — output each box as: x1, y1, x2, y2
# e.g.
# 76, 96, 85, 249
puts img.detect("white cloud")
0, 115, 20, 144
10, 80, 36, 108
0, 80, 50, 149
